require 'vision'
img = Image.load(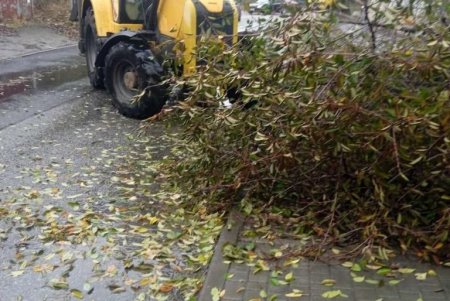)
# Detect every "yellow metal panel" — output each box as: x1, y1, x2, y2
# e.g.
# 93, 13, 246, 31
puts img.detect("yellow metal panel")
181, 0, 197, 75
82, 0, 238, 76
231, 0, 238, 44
220, 0, 239, 45
82, 0, 142, 37
180, 0, 239, 76
158, 0, 184, 39
109, 23, 143, 36
198, 0, 223, 13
